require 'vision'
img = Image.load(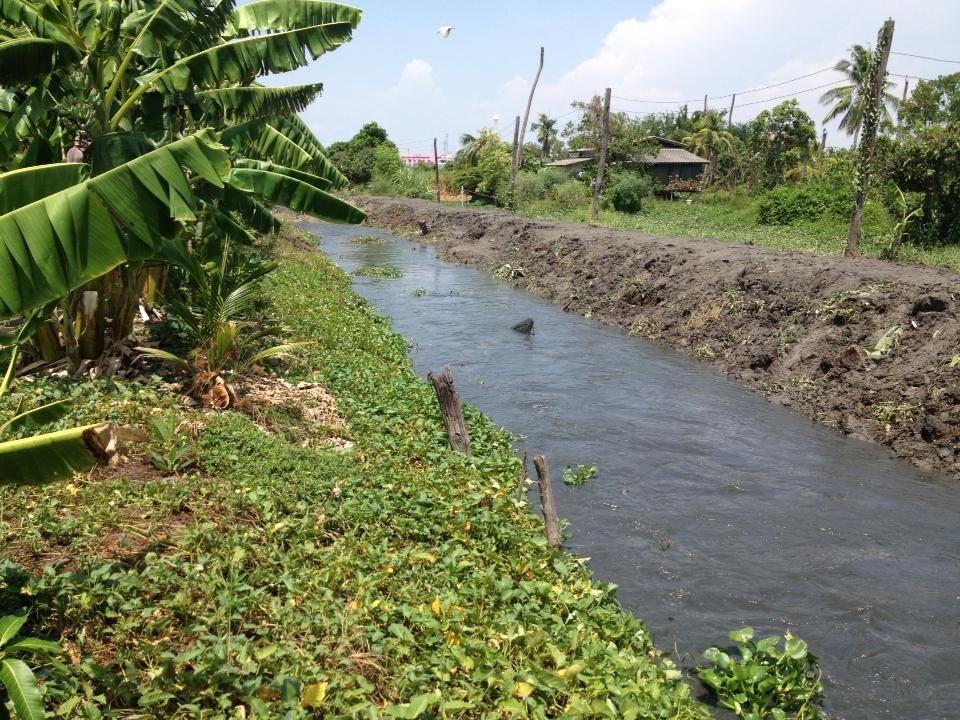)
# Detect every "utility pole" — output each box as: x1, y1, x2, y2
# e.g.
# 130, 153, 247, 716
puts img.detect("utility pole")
510, 114, 520, 191
902, 76, 909, 102
511, 46, 545, 193
846, 17, 894, 257
591, 87, 612, 223
433, 138, 440, 204
820, 128, 828, 151
728, 93, 736, 128
703, 94, 708, 113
